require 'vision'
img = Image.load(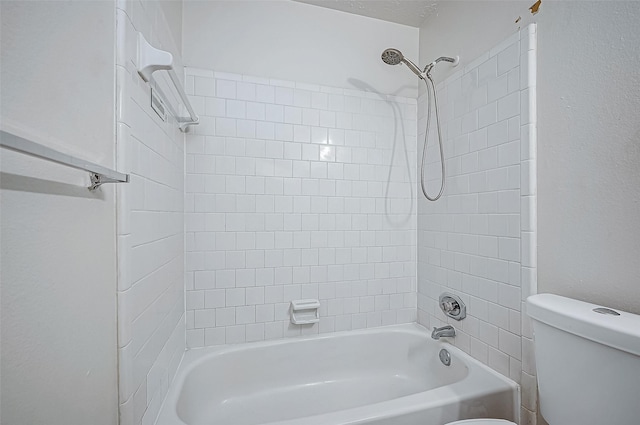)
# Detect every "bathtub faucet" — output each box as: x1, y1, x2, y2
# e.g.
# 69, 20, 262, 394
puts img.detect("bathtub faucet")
431, 325, 456, 340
